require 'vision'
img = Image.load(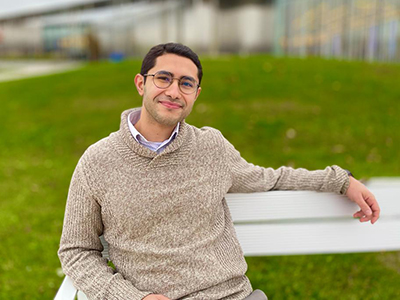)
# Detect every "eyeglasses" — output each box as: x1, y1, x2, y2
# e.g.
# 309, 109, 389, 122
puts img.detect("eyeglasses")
143, 71, 199, 95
